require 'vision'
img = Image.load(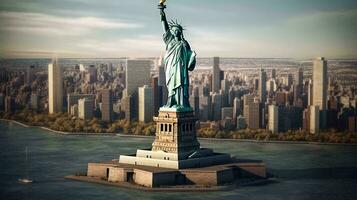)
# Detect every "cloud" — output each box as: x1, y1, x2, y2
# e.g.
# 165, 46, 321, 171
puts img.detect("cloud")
0, 11, 142, 36
1, 4, 357, 59
73, 35, 164, 57
1, 50, 75, 58
287, 9, 357, 24
0, 36, 165, 58
188, 28, 276, 57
